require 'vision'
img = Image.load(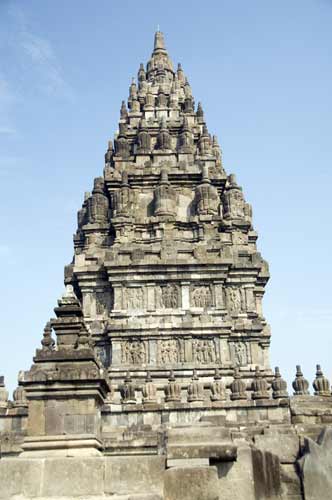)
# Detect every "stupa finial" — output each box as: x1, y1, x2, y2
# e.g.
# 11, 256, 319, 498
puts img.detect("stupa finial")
154, 30, 166, 52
